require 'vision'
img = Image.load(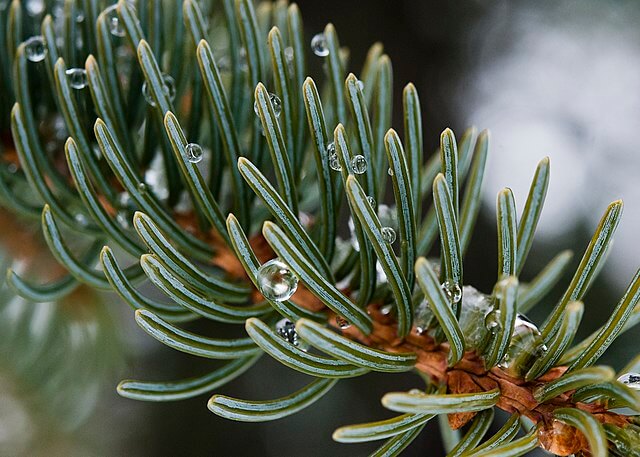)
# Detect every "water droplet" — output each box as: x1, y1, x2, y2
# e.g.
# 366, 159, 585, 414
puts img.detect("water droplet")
388, 167, 394, 176
351, 154, 367, 174
74, 213, 88, 226
377, 204, 398, 229
298, 211, 313, 229
117, 192, 132, 208
329, 153, 341, 171
442, 281, 462, 303
257, 259, 298, 302
7, 163, 18, 174
484, 309, 502, 333
75, 10, 85, 23
142, 74, 176, 107
137, 182, 147, 192
348, 217, 359, 251
618, 373, 640, 390
414, 298, 433, 335
24, 36, 46, 62
65, 68, 87, 89
497, 314, 545, 377
381, 226, 396, 244
380, 304, 393, 315
238, 47, 249, 72
366, 196, 376, 207
357, 79, 364, 91
335, 316, 350, 329
408, 388, 422, 395
458, 285, 493, 348
25, 0, 44, 16
284, 46, 294, 62
275, 318, 308, 350
311, 33, 329, 57
185, 143, 203, 163
253, 92, 282, 118
105, 5, 126, 37
217, 55, 230, 72
116, 211, 129, 229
